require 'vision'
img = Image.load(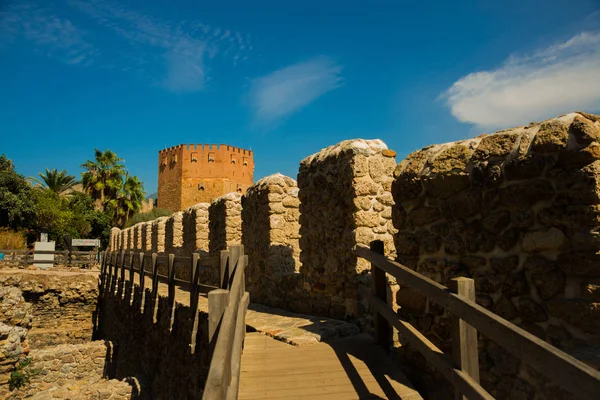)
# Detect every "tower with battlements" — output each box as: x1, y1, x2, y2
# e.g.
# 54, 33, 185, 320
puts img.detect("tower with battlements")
157, 144, 254, 211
